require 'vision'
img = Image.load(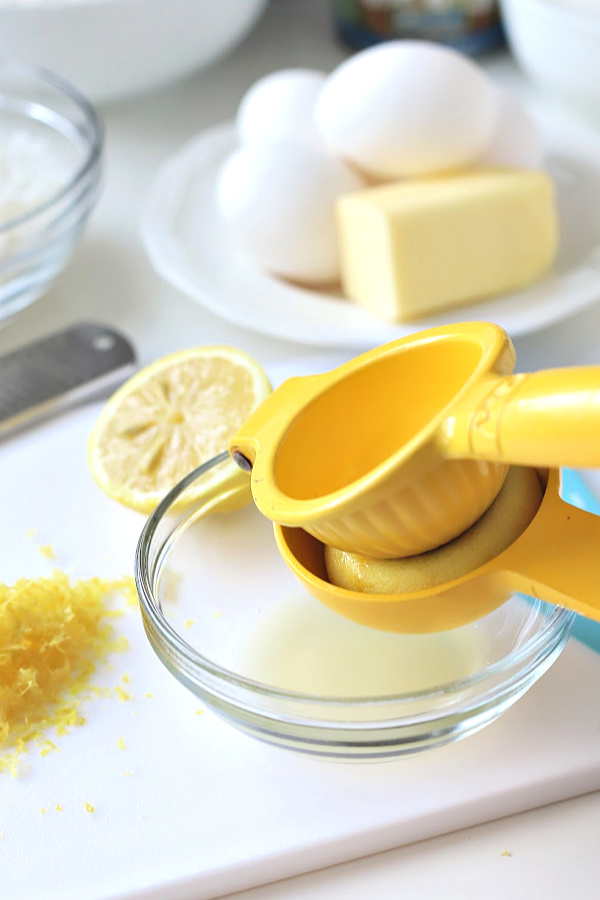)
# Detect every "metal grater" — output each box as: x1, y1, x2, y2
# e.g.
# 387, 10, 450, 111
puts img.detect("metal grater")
0, 322, 136, 439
